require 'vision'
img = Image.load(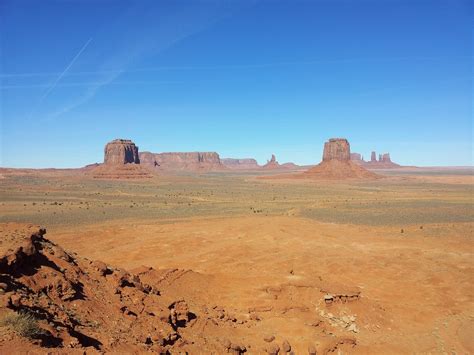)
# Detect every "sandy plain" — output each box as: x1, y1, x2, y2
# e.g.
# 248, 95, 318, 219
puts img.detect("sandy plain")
0, 167, 472, 353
